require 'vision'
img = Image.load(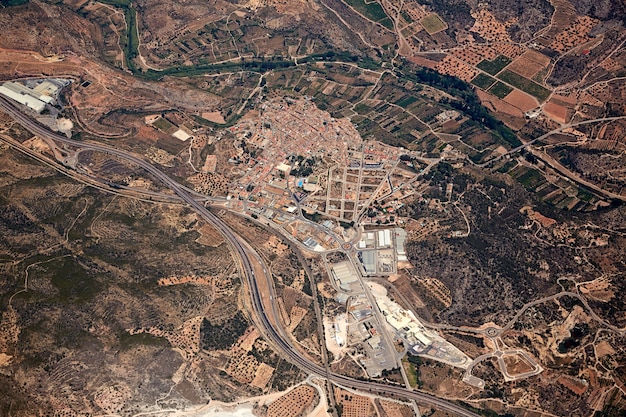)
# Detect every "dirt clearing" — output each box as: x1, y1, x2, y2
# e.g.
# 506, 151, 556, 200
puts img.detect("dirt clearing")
504, 89, 539, 112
